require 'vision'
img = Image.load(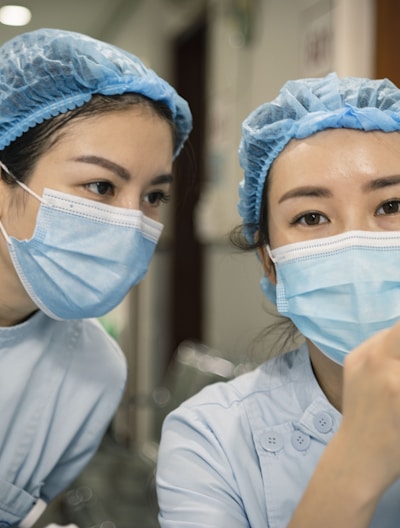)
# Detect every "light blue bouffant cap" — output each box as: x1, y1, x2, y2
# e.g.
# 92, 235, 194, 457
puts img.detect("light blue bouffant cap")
238, 72, 400, 240
0, 28, 192, 157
